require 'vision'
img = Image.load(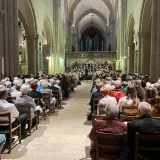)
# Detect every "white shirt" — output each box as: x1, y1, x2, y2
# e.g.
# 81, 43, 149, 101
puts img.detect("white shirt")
117, 96, 138, 112
0, 99, 19, 125
54, 84, 62, 99
11, 90, 22, 98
